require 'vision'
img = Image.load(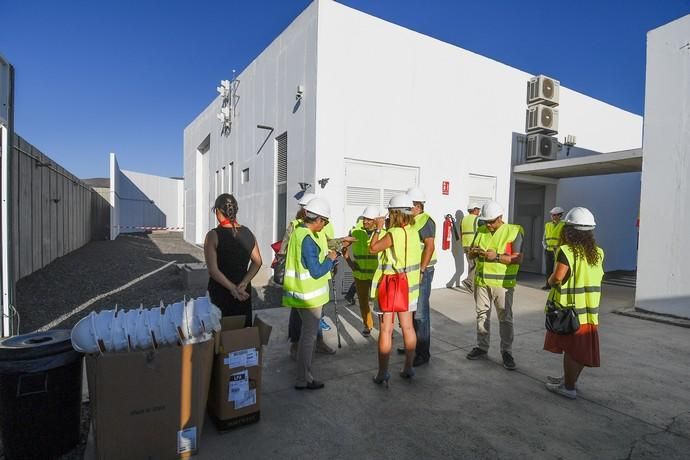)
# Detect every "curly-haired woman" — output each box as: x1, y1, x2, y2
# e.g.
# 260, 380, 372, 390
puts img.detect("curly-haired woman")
544, 207, 604, 399
205, 193, 262, 326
